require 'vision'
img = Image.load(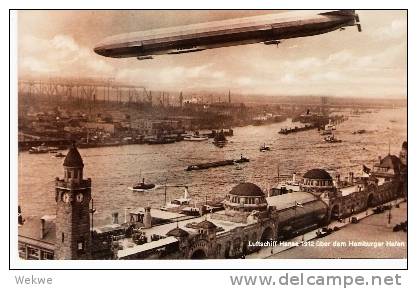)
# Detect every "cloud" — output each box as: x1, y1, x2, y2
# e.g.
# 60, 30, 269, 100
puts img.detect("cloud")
374, 18, 407, 40
19, 34, 114, 77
